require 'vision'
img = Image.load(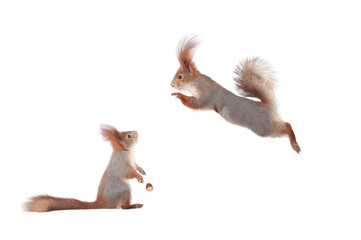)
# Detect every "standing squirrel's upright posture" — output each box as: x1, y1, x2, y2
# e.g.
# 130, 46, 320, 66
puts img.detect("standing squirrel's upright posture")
25, 125, 146, 212
171, 36, 300, 153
